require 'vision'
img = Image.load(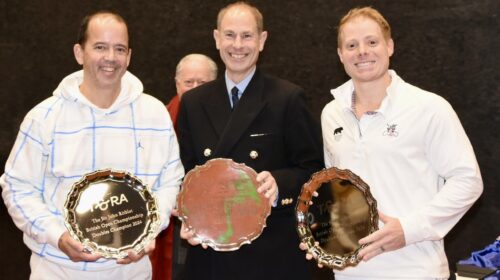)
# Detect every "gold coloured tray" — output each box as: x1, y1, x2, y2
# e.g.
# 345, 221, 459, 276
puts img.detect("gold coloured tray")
177, 158, 271, 251
64, 169, 160, 259
296, 167, 378, 269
